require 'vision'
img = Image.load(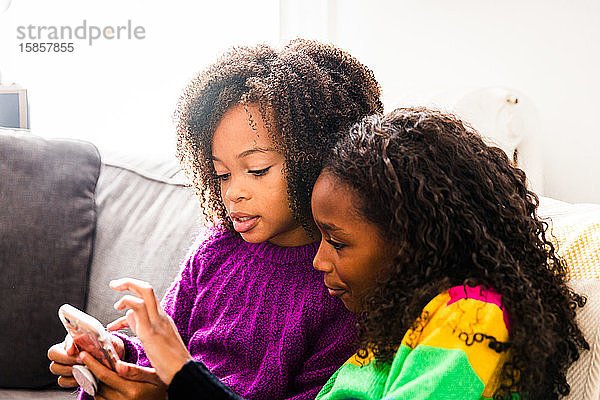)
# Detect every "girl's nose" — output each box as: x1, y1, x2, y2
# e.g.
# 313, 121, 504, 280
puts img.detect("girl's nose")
313, 242, 334, 273
224, 179, 250, 202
